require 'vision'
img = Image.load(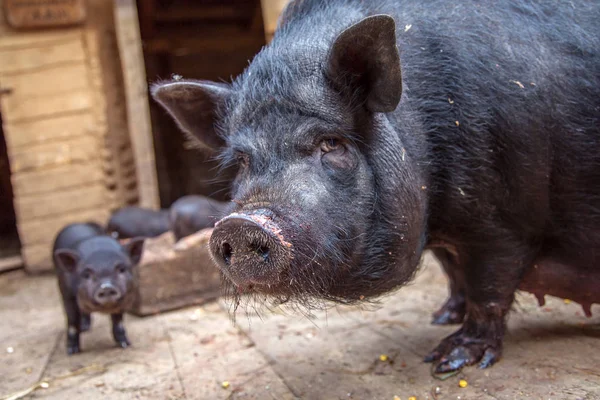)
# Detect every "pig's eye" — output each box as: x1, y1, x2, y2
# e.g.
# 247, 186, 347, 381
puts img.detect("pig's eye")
81, 269, 93, 280
320, 138, 342, 153
116, 264, 127, 274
